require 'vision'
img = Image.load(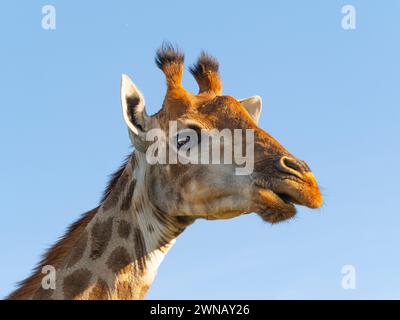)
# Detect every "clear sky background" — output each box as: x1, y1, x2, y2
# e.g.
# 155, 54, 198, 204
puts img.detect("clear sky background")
0, 1, 399, 299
